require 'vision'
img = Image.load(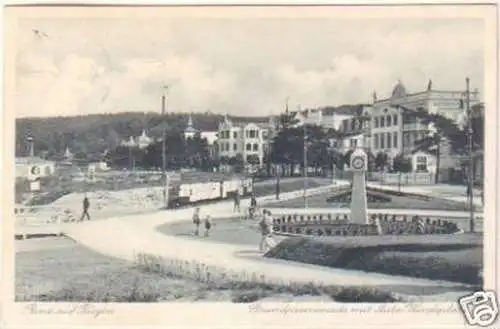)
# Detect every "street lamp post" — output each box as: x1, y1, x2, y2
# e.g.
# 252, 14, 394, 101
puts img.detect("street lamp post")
303, 122, 308, 208
466, 77, 475, 233
161, 84, 169, 208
